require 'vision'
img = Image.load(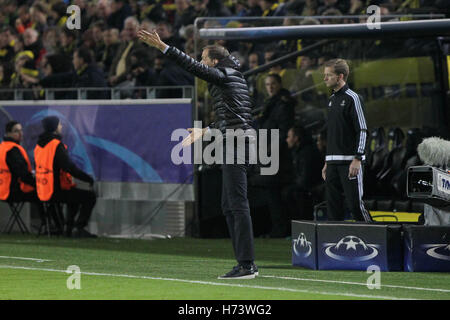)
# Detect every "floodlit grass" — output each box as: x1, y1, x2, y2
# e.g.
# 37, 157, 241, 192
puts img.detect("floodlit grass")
0, 235, 449, 300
